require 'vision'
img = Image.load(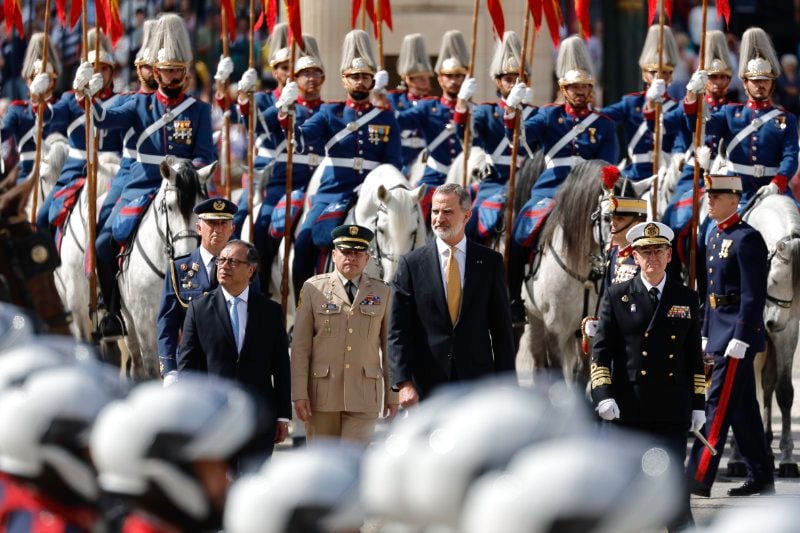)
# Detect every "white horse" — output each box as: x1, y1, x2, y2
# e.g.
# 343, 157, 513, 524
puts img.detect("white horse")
118, 160, 214, 379
23, 133, 69, 220
520, 160, 614, 384
53, 152, 120, 341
